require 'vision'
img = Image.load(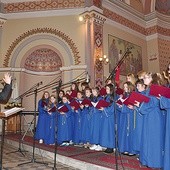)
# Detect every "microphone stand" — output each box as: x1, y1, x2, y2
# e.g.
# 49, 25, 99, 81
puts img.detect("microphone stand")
106, 47, 132, 83
18, 83, 48, 167
107, 47, 131, 170
51, 77, 86, 169
52, 83, 61, 170
26, 81, 60, 97
6, 82, 44, 157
